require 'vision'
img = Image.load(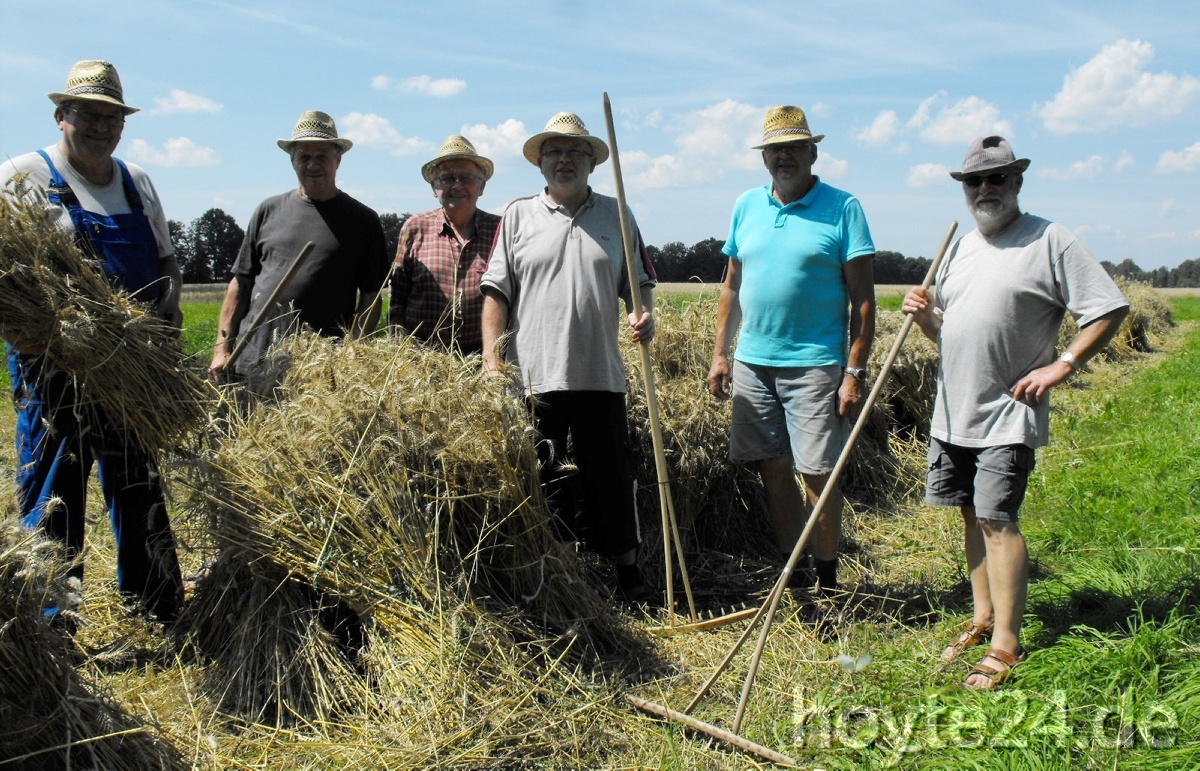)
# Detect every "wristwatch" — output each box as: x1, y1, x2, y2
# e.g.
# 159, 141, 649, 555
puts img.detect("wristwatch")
1059, 351, 1077, 369
844, 366, 867, 382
